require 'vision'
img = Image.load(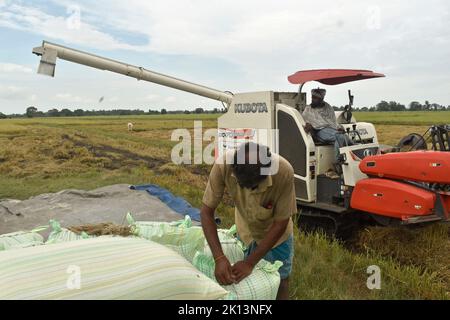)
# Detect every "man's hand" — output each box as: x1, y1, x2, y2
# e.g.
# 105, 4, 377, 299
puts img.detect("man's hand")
304, 123, 314, 134
215, 257, 236, 285
232, 261, 254, 283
